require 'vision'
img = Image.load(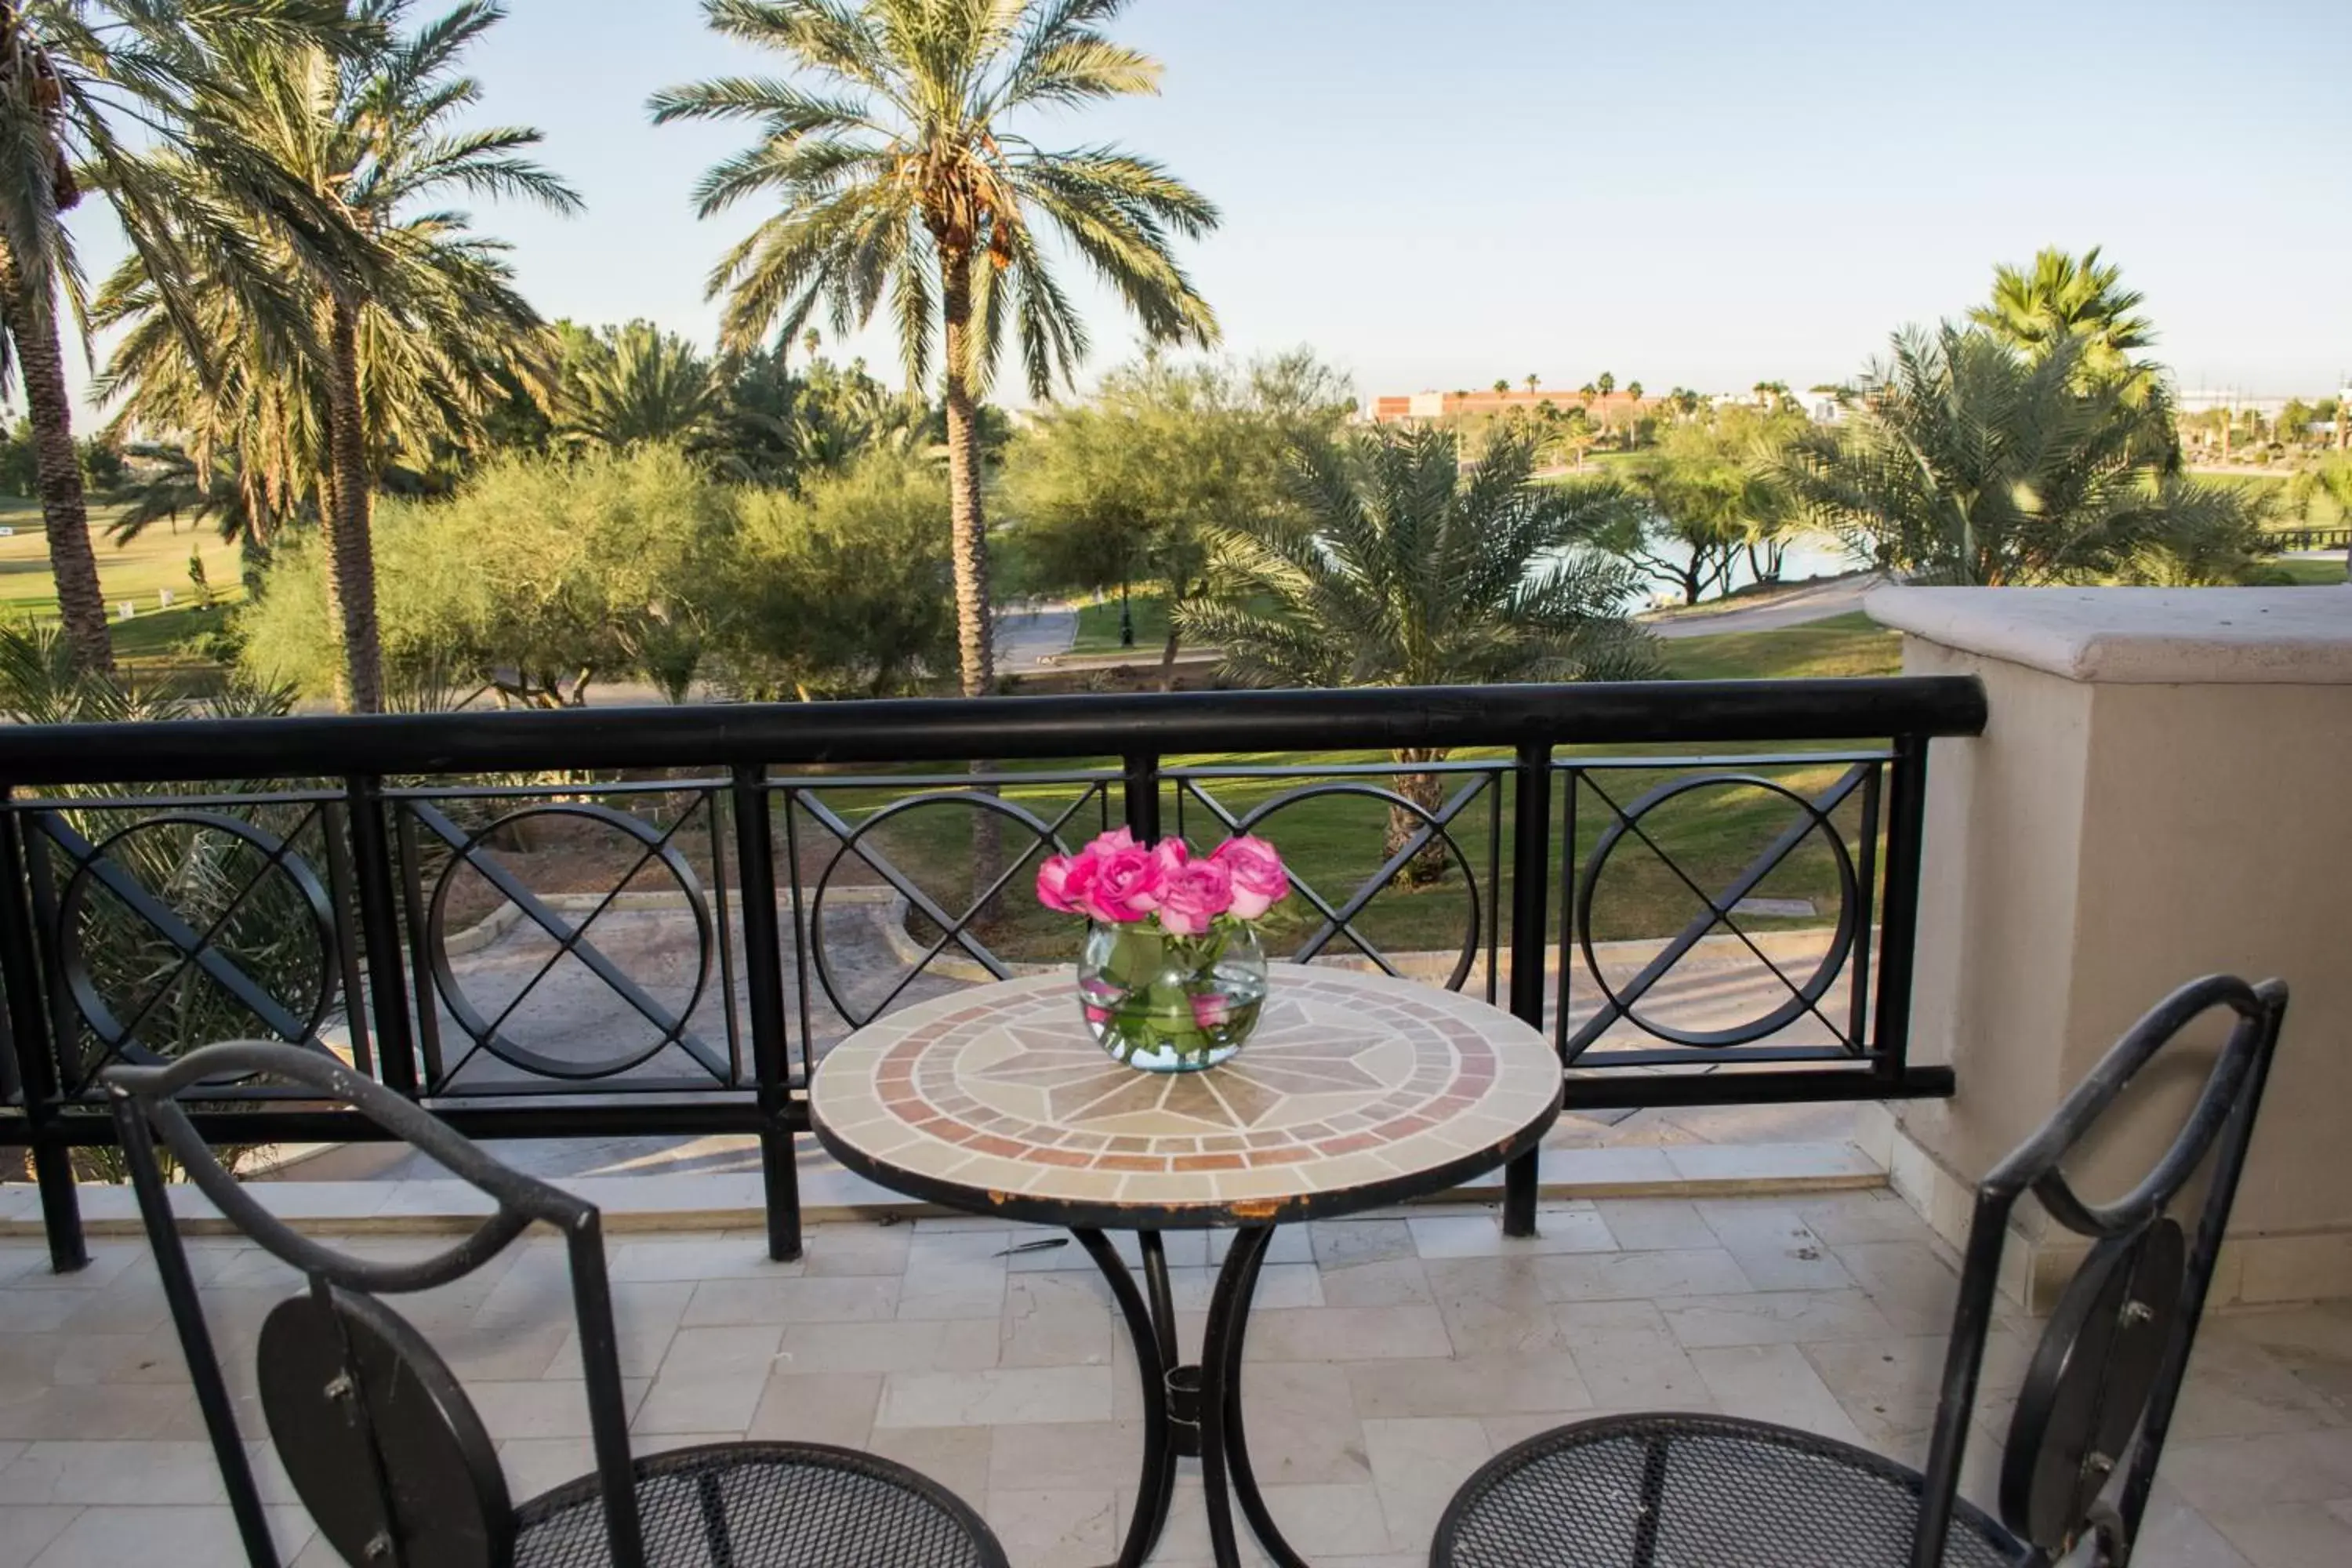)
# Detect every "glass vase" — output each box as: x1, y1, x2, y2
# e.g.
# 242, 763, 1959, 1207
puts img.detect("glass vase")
1076, 921, 1269, 1073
